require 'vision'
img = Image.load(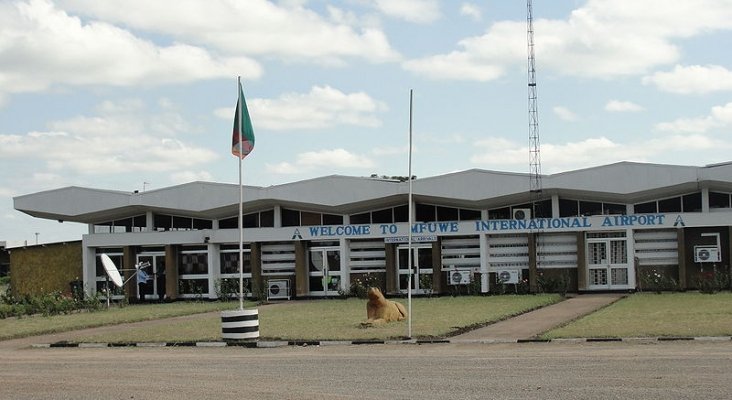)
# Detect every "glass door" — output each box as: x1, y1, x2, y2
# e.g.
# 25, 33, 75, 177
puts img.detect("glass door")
587, 238, 629, 290
397, 246, 433, 294
308, 247, 341, 297
136, 253, 166, 301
